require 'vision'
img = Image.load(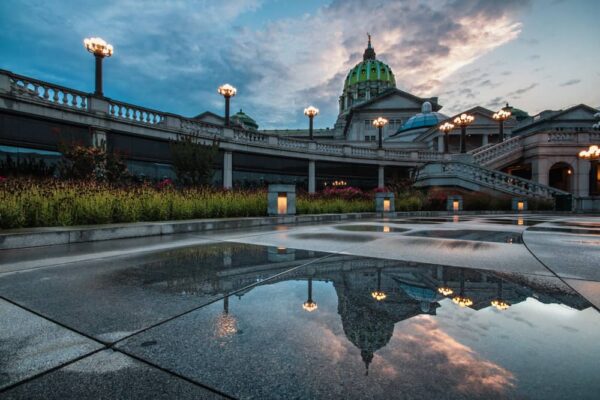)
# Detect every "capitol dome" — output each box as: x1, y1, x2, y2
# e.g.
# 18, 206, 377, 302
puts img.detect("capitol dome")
339, 35, 396, 113
230, 109, 258, 131
396, 101, 448, 133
